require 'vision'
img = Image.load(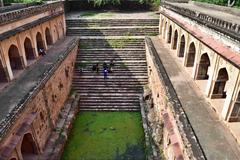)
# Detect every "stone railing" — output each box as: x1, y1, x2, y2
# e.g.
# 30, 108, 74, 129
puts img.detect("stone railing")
0, 1, 64, 26
162, 2, 240, 42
